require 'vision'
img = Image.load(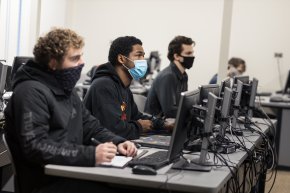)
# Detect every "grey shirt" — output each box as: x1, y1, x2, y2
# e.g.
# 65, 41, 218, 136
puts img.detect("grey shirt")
144, 62, 188, 118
